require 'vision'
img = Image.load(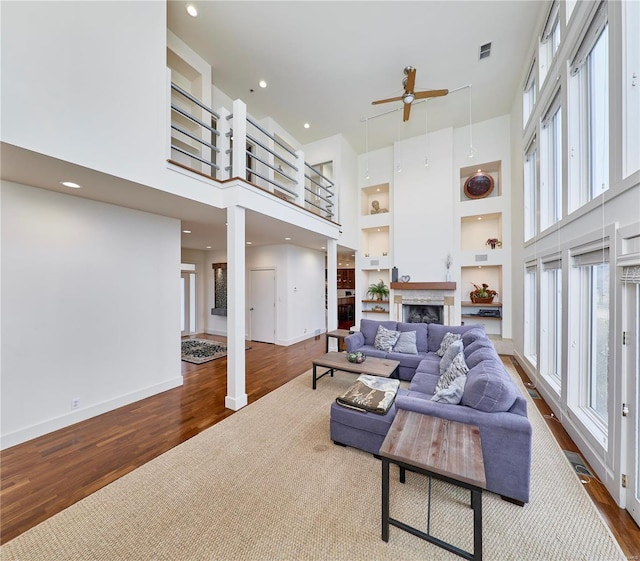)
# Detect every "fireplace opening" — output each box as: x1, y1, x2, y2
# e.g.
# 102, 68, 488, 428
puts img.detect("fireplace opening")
403, 304, 443, 324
